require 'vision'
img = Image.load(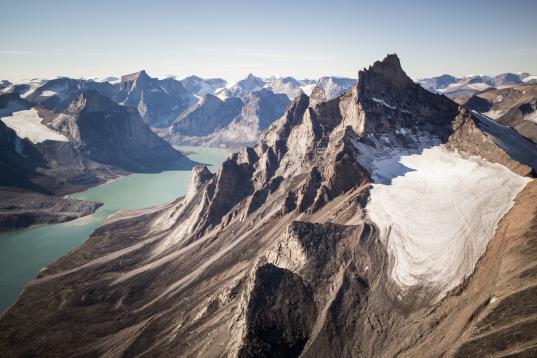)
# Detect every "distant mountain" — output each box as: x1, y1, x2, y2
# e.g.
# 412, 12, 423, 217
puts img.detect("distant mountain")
418, 72, 534, 102
0, 78, 48, 98
315, 76, 356, 99
490, 73, 524, 87
417, 74, 458, 92
115, 70, 196, 127
216, 73, 266, 100
264, 76, 309, 100
165, 94, 243, 138
0, 72, 357, 149
180, 75, 227, 97
24, 77, 117, 112
161, 89, 289, 147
